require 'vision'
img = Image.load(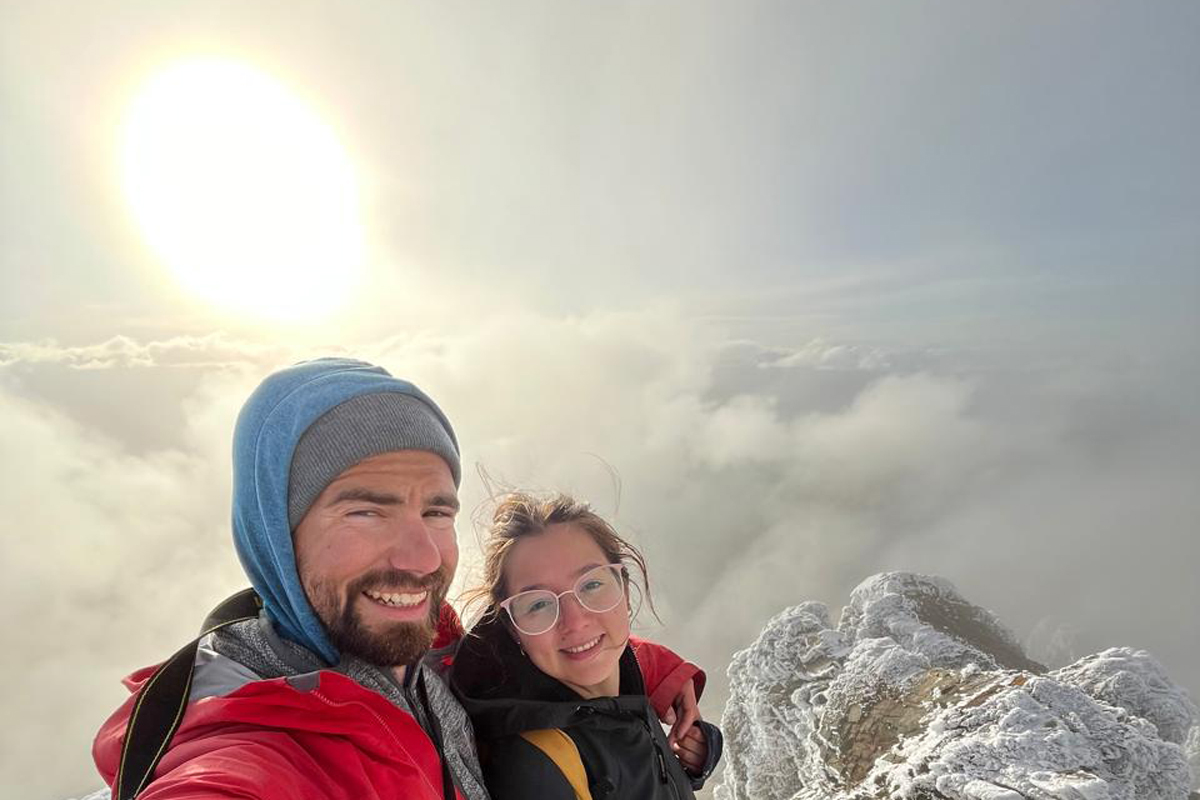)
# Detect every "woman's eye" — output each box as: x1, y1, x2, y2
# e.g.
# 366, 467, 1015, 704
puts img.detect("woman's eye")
580, 580, 604, 593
